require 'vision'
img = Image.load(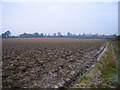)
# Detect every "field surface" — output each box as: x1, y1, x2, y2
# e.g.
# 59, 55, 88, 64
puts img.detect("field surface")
2, 38, 107, 88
